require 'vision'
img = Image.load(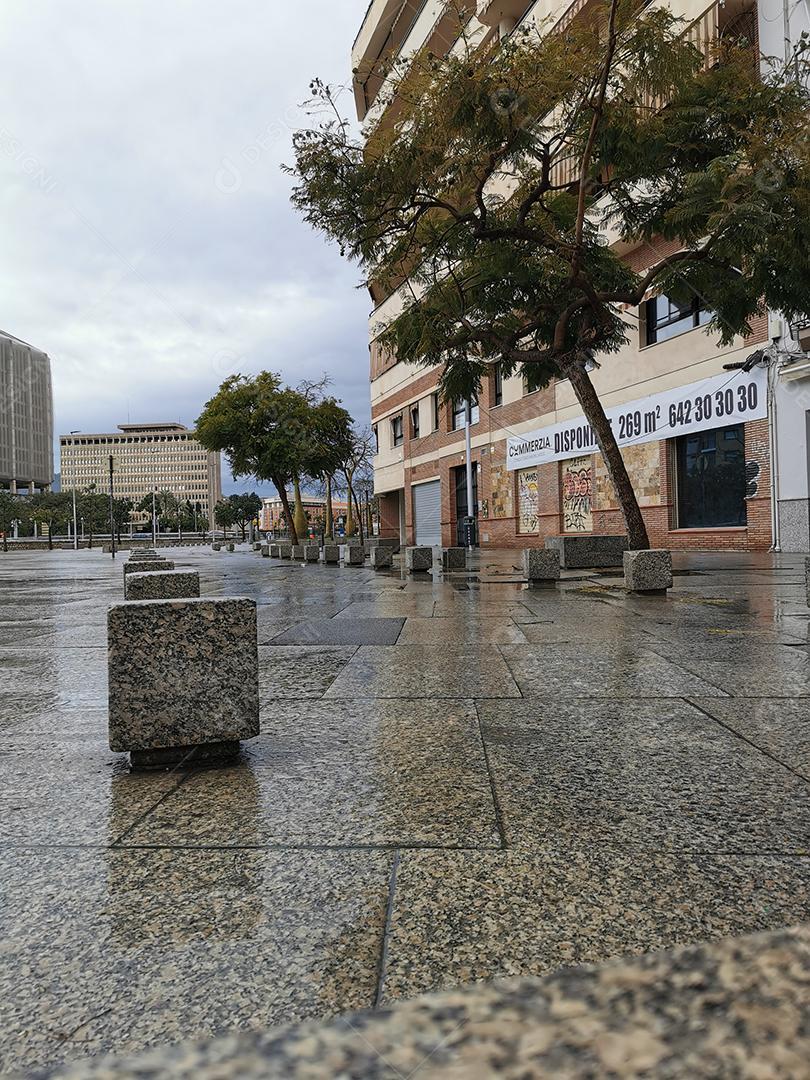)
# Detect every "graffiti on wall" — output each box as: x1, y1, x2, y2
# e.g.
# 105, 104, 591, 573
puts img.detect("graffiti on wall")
517, 468, 539, 533
562, 456, 593, 532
